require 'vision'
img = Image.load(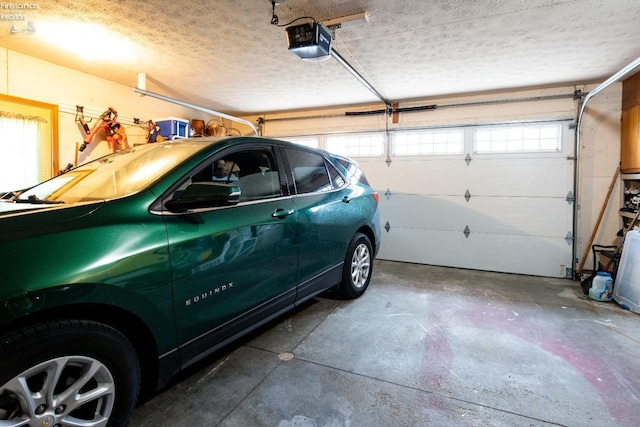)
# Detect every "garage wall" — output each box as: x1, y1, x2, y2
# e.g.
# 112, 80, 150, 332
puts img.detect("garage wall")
246, 84, 622, 276
576, 83, 623, 272
0, 48, 204, 168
